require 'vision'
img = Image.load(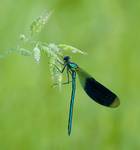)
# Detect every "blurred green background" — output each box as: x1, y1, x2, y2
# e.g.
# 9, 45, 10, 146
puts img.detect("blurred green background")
0, 0, 140, 150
